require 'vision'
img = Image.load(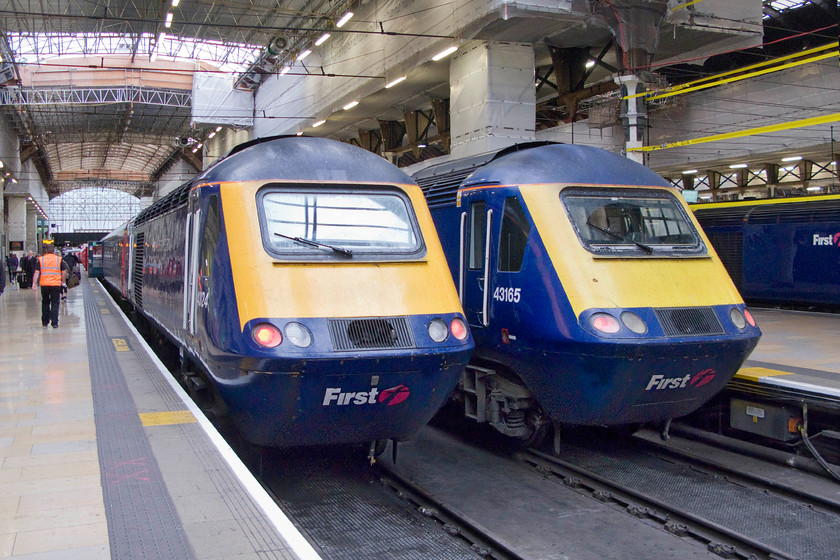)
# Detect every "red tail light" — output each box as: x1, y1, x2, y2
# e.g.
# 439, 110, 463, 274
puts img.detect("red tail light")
252, 323, 282, 348
450, 317, 468, 340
